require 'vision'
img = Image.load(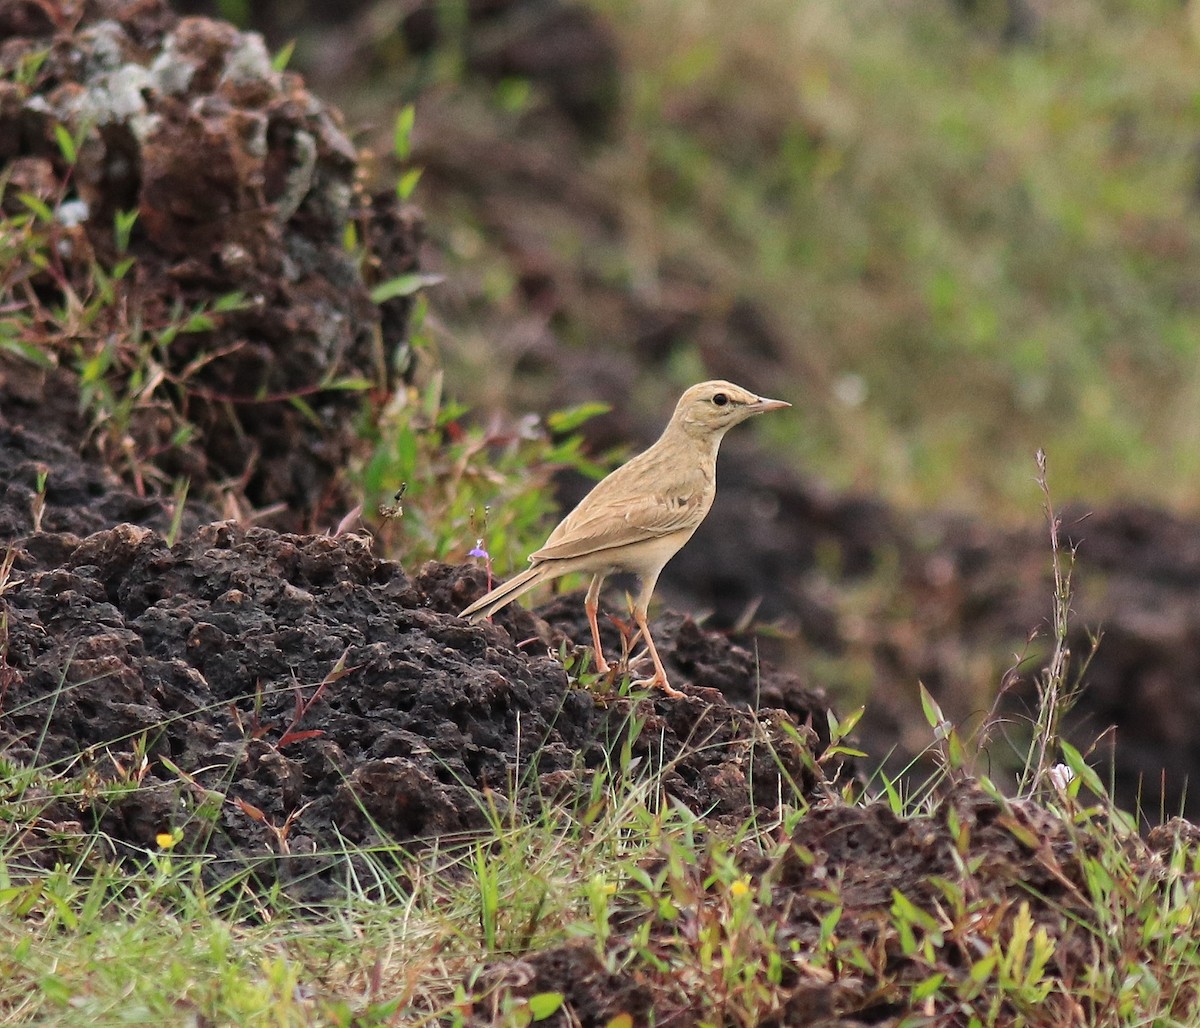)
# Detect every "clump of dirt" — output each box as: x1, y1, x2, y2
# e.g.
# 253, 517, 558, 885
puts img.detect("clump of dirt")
0, 0, 421, 527
174, 0, 623, 140
481, 781, 1169, 1024
5, 5, 1200, 1022
1, 520, 831, 899
7, 0, 1200, 846
0, 0, 839, 907
0, 407, 218, 541
156, 0, 1200, 820
604, 441, 1200, 820
860, 503, 1200, 820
